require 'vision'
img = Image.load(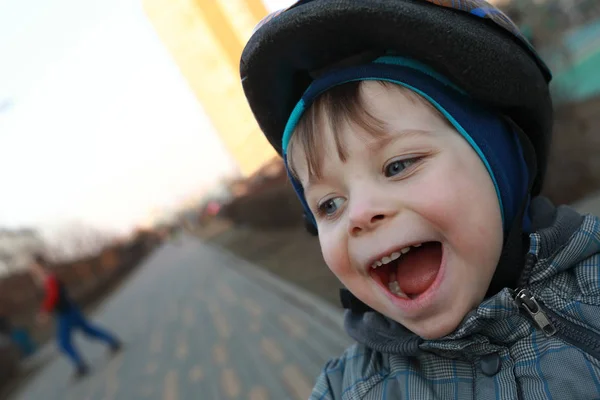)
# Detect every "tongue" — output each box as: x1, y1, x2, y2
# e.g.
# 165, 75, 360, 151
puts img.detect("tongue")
395, 243, 442, 296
